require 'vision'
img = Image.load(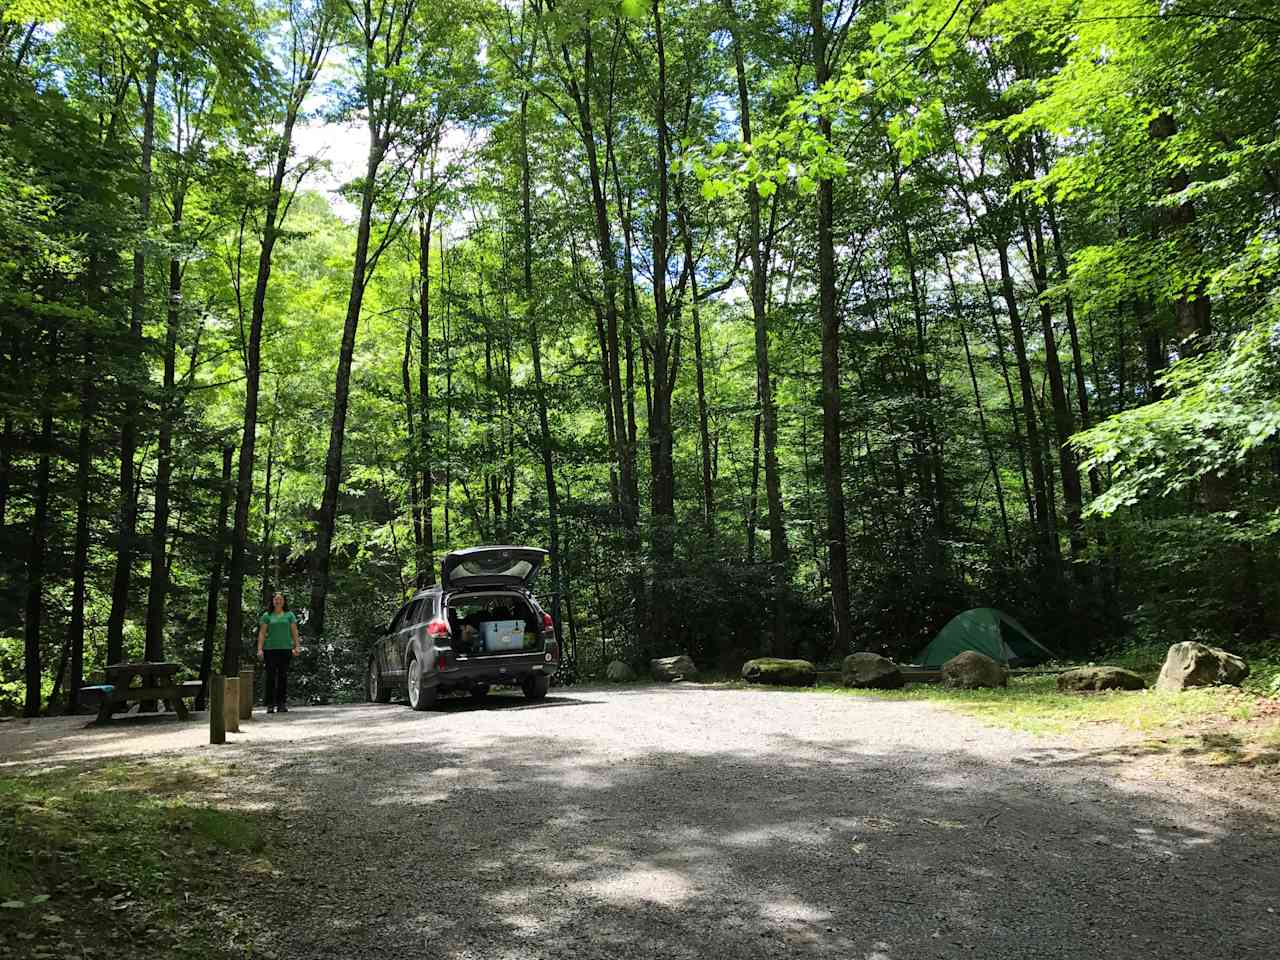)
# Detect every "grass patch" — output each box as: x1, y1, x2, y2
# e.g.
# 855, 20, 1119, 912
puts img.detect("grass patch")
727, 674, 1280, 766
826, 675, 1249, 735
0, 758, 272, 959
